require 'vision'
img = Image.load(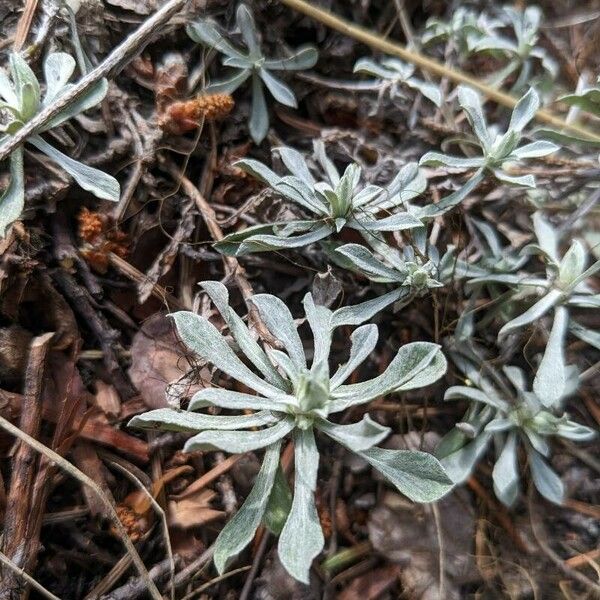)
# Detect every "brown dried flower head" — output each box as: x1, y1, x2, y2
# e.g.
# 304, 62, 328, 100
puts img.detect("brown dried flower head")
159, 93, 234, 135
78, 208, 128, 273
